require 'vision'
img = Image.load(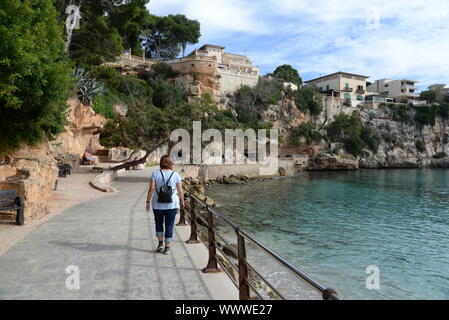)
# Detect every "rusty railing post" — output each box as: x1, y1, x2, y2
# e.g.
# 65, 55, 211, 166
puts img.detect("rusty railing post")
176, 207, 187, 226
202, 206, 222, 273
237, 230, 250, 300
322, 288, 338, 300
186, 193, 201, 244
